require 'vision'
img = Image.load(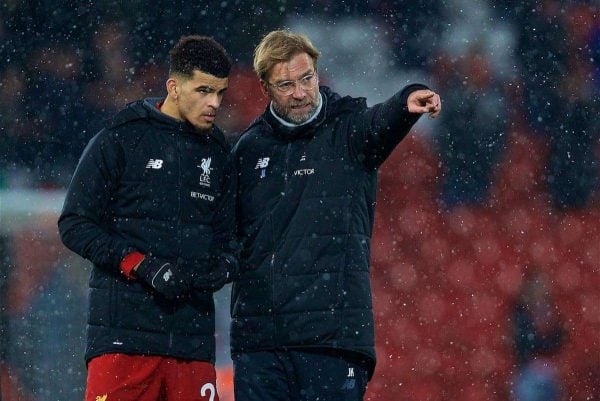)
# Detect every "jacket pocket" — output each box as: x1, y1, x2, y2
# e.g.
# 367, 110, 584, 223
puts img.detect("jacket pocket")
113, 283, 170, 333
241, 212, 275, 273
